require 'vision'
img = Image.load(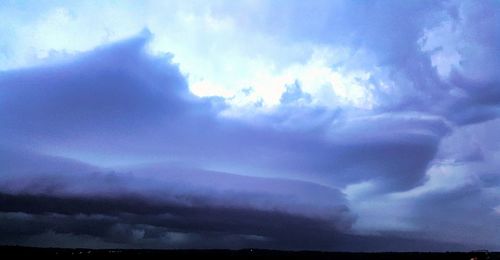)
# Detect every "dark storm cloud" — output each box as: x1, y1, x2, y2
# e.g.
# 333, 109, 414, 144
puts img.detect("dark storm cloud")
0, 195, 468, 251
0, 30, 203, 143
0, 30, 447, 192
1, 0, 499, 250
0, 28, 468, 249
0, 147, 356, 249
0, 148, 351, 220
0, 192, 346, 249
